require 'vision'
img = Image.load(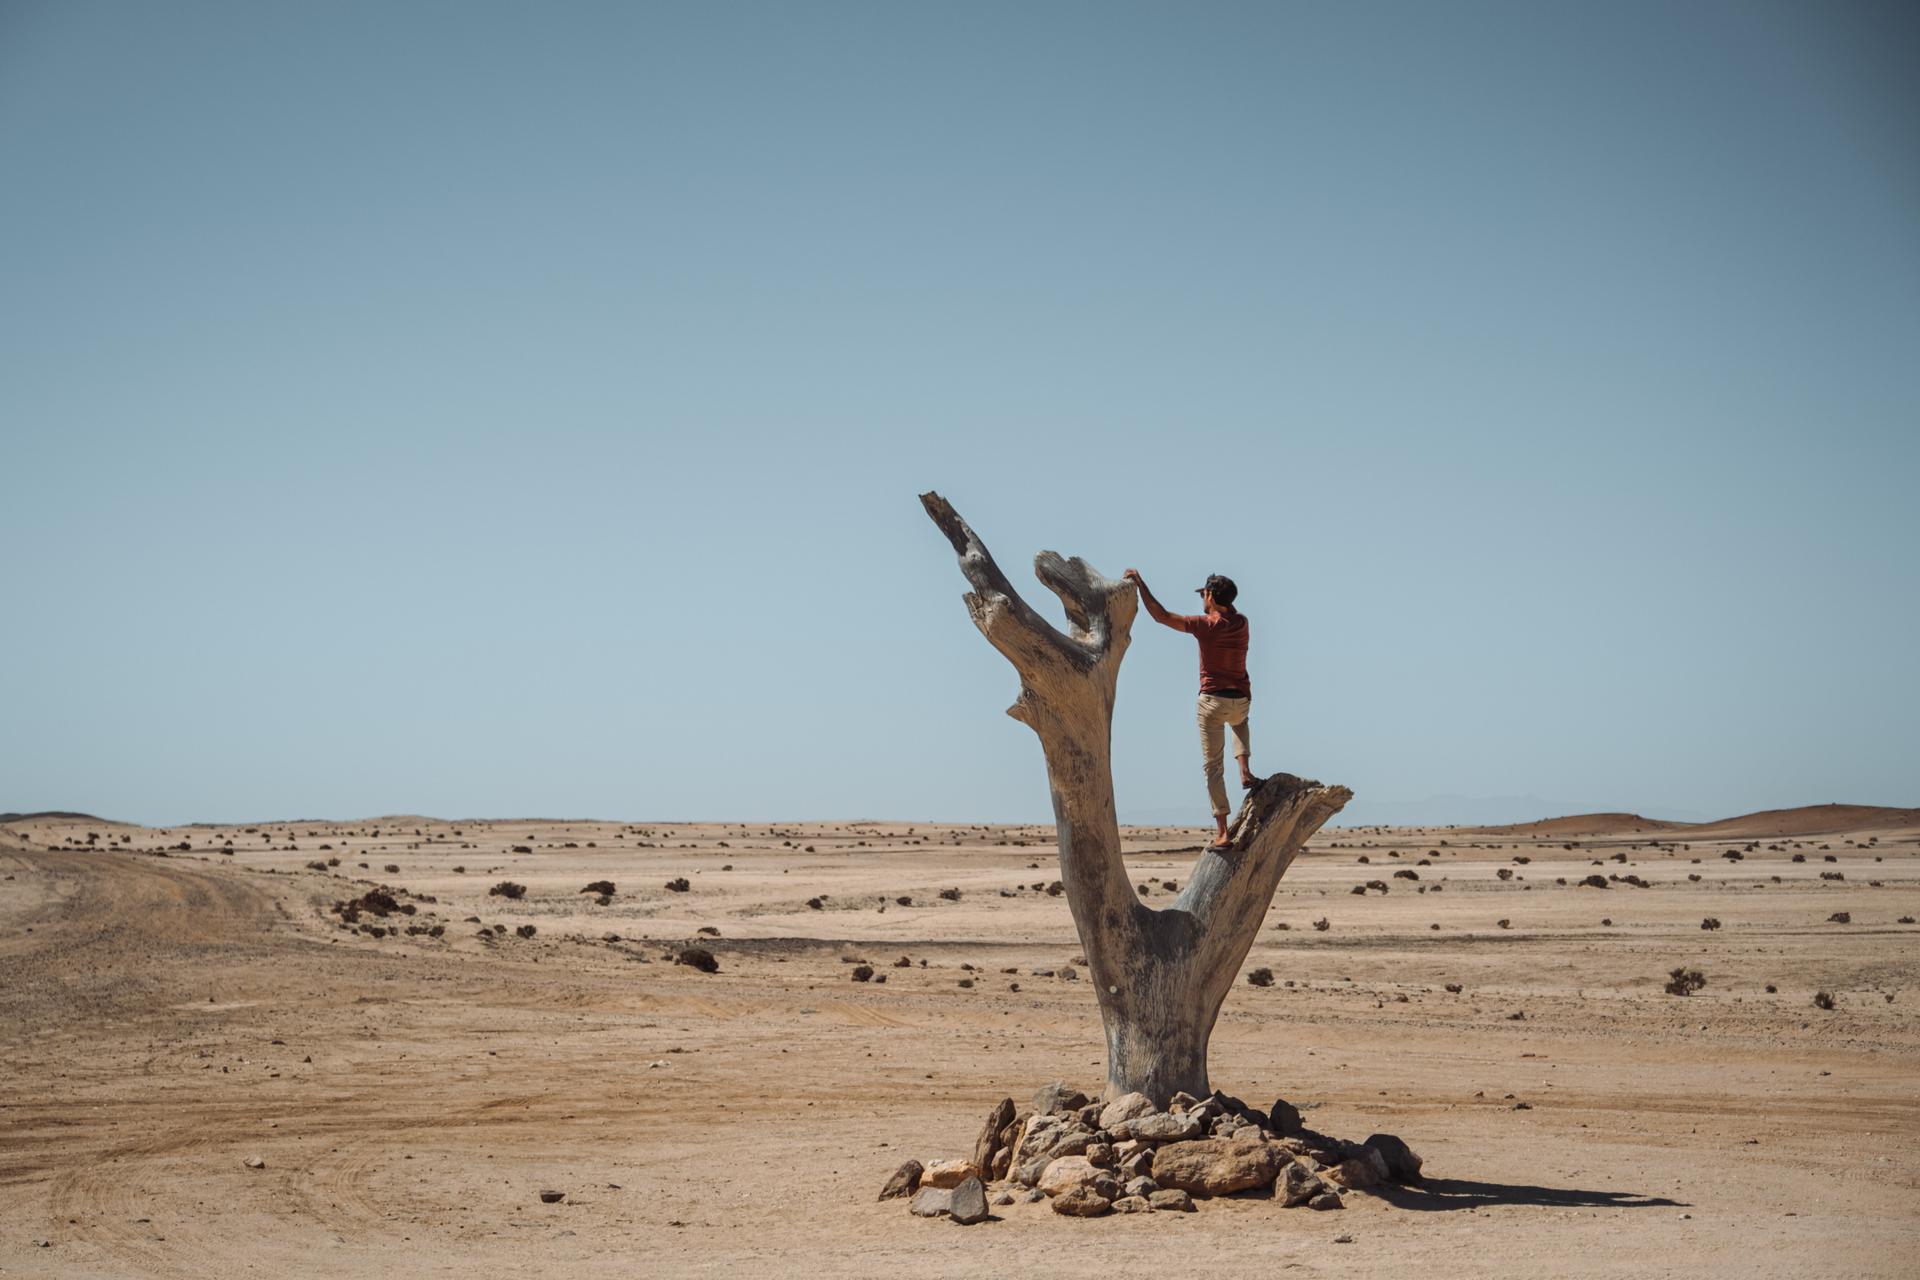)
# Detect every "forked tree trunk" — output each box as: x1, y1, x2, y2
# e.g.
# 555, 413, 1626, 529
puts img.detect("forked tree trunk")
922, 492, 1351, 1106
